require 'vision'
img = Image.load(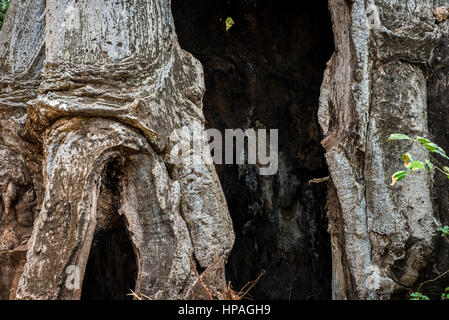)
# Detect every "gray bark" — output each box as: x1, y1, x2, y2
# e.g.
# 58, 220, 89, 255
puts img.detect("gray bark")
0, 0, 234, 300
320, 0, 445, 299
3, 0, 449, 301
